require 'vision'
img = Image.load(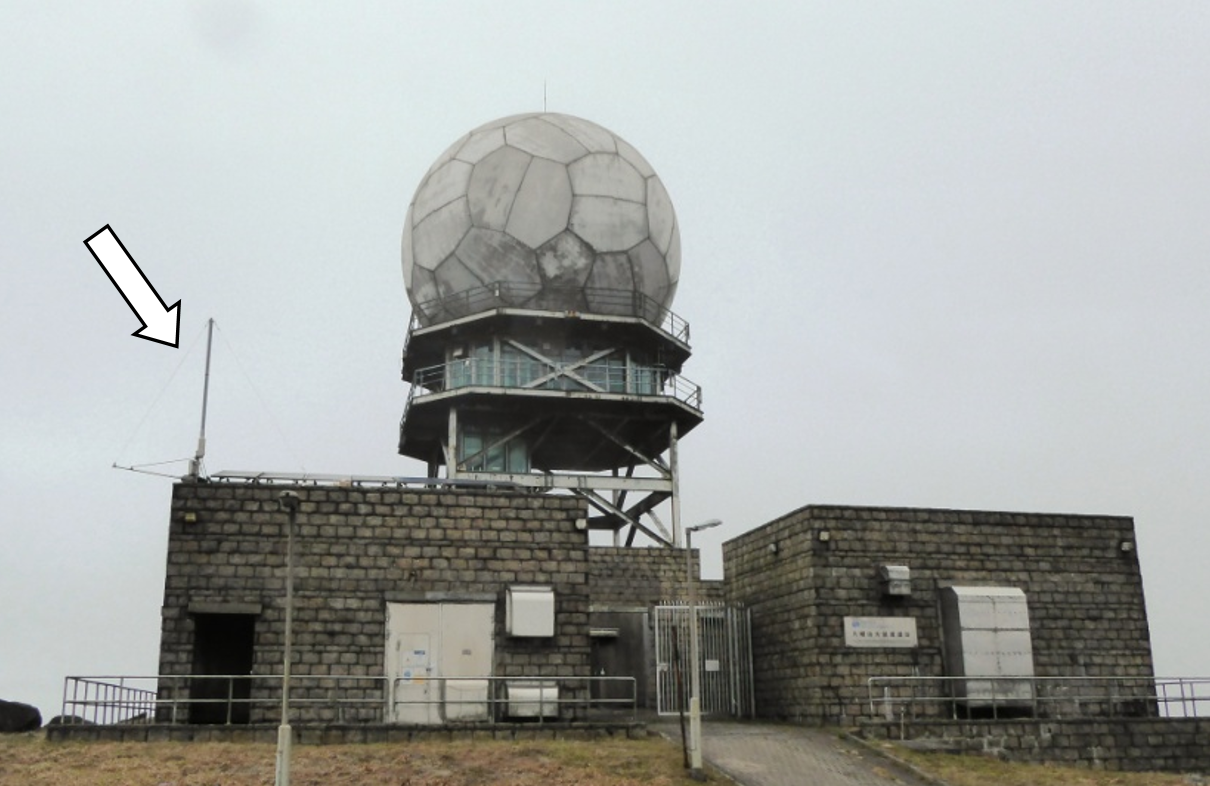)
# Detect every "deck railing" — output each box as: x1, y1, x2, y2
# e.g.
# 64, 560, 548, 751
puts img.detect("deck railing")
407, 282, 690, 344
407, 360, 702, 411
